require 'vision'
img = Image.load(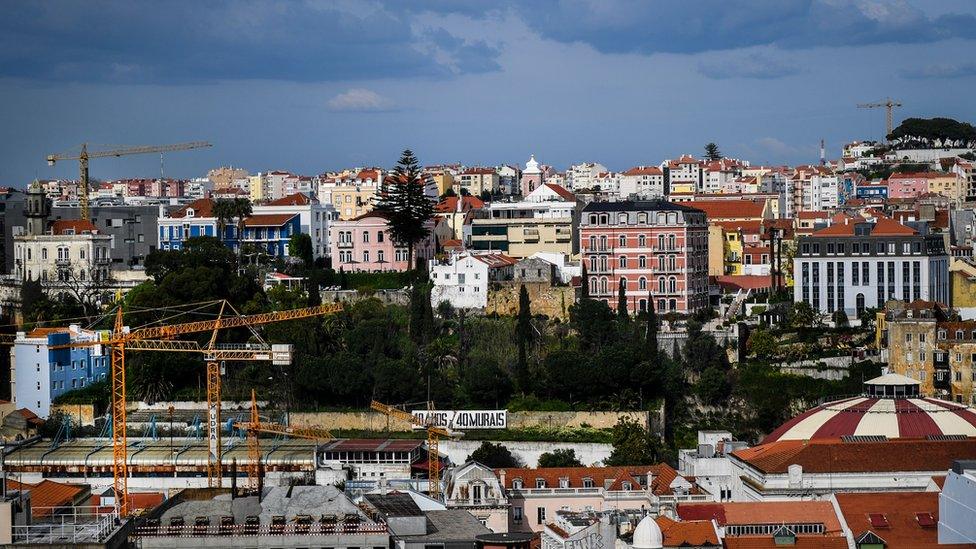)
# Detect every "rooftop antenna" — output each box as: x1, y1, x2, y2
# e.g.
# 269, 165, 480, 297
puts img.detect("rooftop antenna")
819, 139, 826, 166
